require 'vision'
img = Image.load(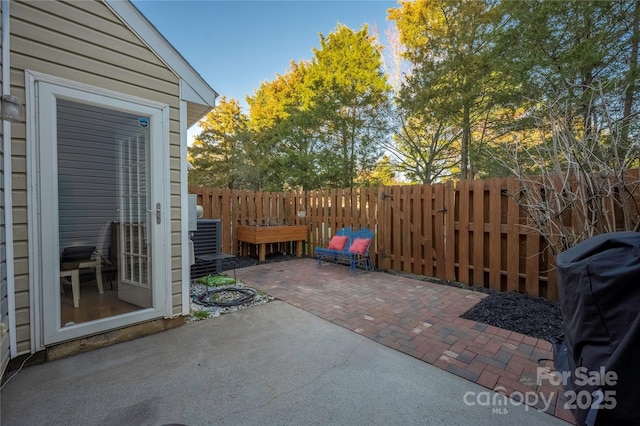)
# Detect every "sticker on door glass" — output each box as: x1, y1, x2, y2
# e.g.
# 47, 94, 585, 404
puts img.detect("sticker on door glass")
138, 117, 149, 128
